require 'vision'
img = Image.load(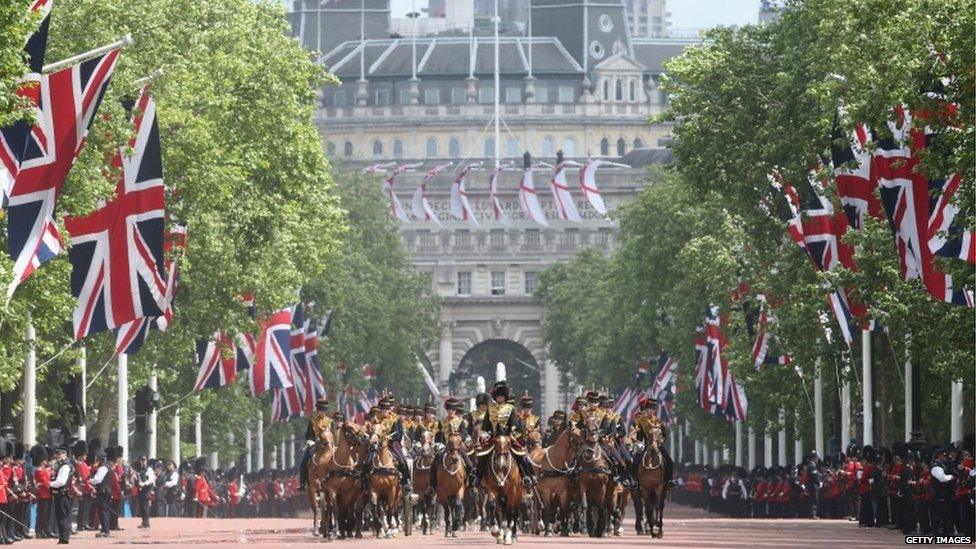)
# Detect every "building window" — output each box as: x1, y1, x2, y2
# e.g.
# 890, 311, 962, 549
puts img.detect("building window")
457, 272, 472, 296
603, 80, 610, 101
617, 138, 626, 157
595, 227, 612, 246
375, 89, 391, 106
484, 138, 495, 158
629, 80, 637, 102
634, 137, 644, 149
478, 87, 494, 104
489, 229, 505, 246
615, 79, 623, 101
393, 139, 404, 159
542, 137, 555, 158
524, 271, 539, 295
600, 138, 610, 156
424, 88, 440, 104
524, 229, 541, 247
506, 138, 519, 158
560, 228, 578, 246
418, 229, 436, 248
343, 141, 353, 157
426, 137, 438, 158
399, 88, 411, 105
535, 87, 549, 103
334, 90, 347, 107
491, 271, 506, 295
558, 86, 574, 103
449, 138, 461, 158
371, 139, 383, 158
505, 87, 521, 103
451, 88, 466, 104
563, 137, 577, 157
